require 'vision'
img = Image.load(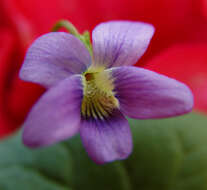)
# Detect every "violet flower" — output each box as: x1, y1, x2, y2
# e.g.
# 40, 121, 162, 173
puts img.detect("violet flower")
20, 21, 193, 164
